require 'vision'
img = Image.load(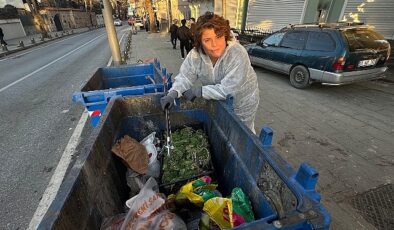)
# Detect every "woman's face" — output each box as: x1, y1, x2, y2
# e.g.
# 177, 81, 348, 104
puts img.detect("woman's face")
201, 28, 226, 61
